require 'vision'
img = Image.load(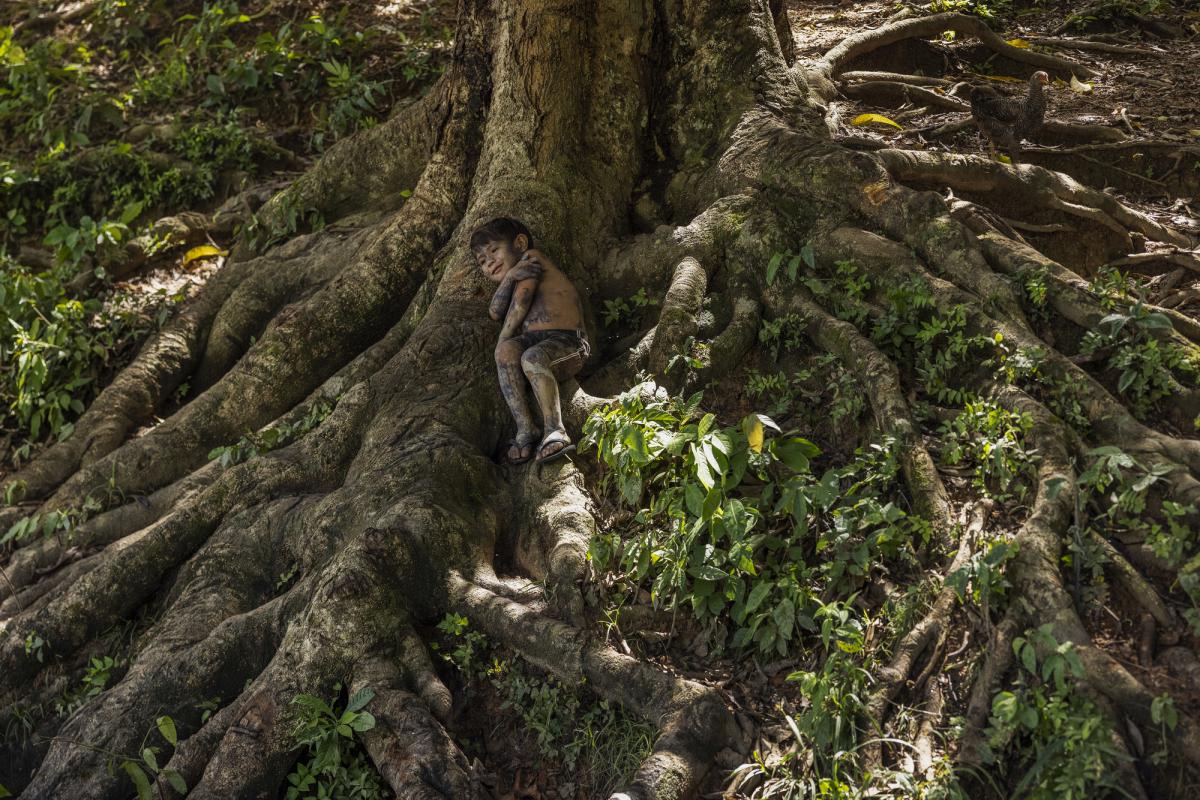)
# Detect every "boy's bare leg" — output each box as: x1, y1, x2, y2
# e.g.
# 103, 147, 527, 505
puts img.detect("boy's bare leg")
495, 339, 539, 462
520, 338, 585, 460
